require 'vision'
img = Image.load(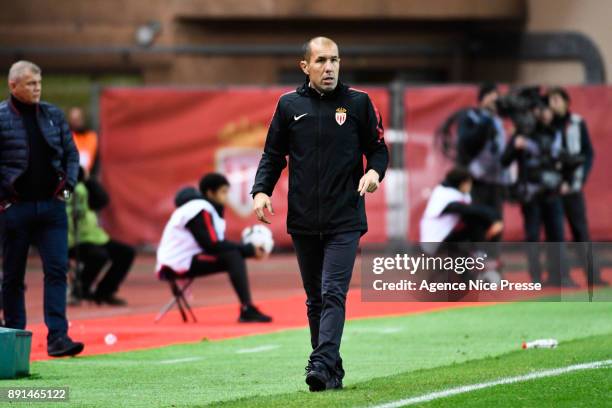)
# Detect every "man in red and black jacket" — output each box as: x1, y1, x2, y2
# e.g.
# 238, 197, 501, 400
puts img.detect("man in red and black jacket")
251, 37, 389, 391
